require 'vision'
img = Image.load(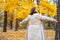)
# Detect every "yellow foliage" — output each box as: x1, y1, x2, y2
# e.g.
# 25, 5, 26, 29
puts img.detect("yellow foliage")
48, 11, 57, 17
35, 1, 57, 16
0, 0, 3, 2
0, 0, 57, 18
